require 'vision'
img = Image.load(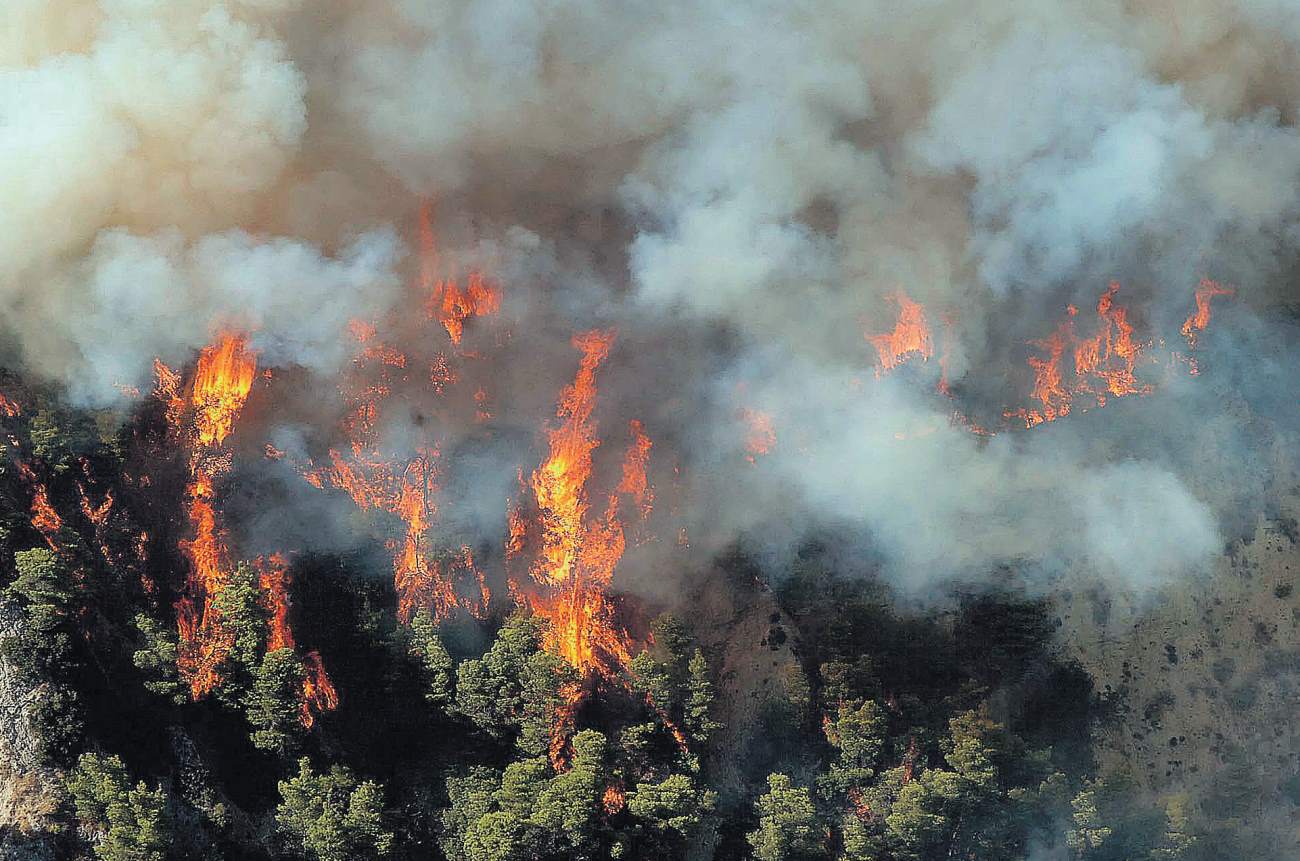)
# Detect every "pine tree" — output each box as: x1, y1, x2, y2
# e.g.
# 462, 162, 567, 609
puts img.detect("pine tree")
440, 767, 501, 860
748, 773, 825, 861
408, 610, 454, 707
454, 615, 545, 735
685, 649, 720, 746
529, 730, 607, 856
627, 772, 716, 836
66, 753, 171, 861
276, 758, 393, 861
518, 650, 580, 759
246, 647, 307, 755
131, 614, 186, 705
5, 548, 82, 760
